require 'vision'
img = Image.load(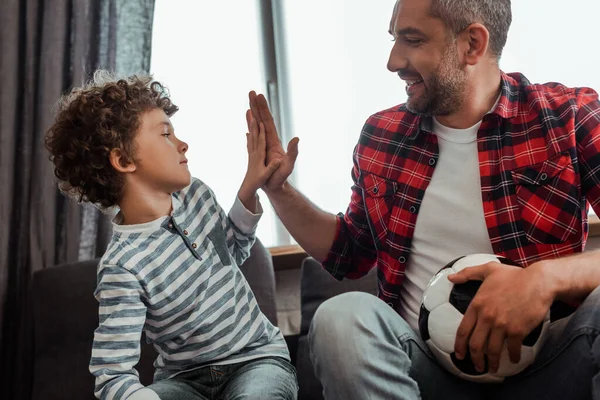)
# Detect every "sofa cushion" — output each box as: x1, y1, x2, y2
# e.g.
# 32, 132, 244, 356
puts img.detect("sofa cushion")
297, 257, 377, 400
